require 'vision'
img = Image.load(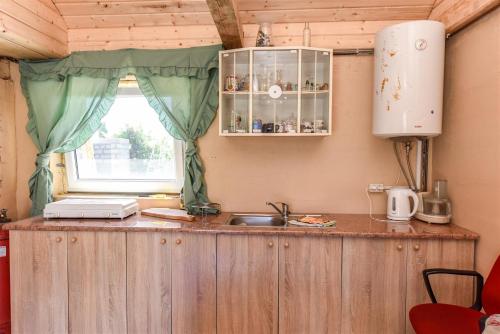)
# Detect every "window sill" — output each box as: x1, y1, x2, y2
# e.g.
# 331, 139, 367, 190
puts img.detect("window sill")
54, 193, 181, 210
